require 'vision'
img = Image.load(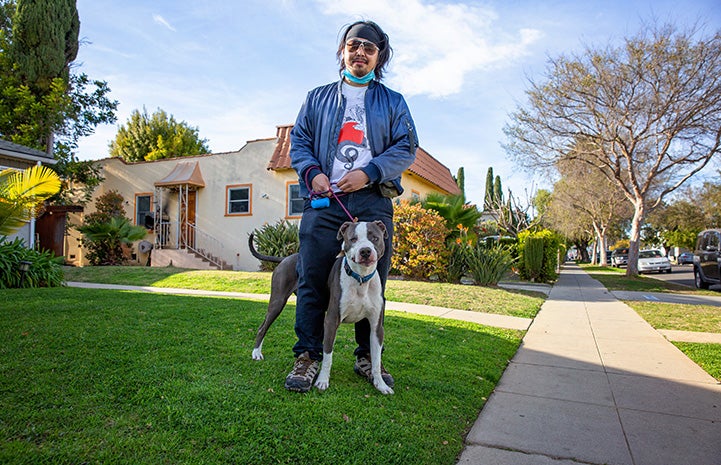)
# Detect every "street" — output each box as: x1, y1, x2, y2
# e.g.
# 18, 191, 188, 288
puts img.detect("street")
649, 264, 695, 288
